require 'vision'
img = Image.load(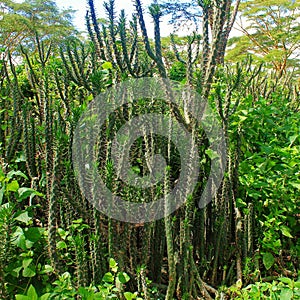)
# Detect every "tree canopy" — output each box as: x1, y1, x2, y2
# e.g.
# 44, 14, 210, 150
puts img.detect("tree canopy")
226, 0, 300, 76
0, 0, 76, 53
